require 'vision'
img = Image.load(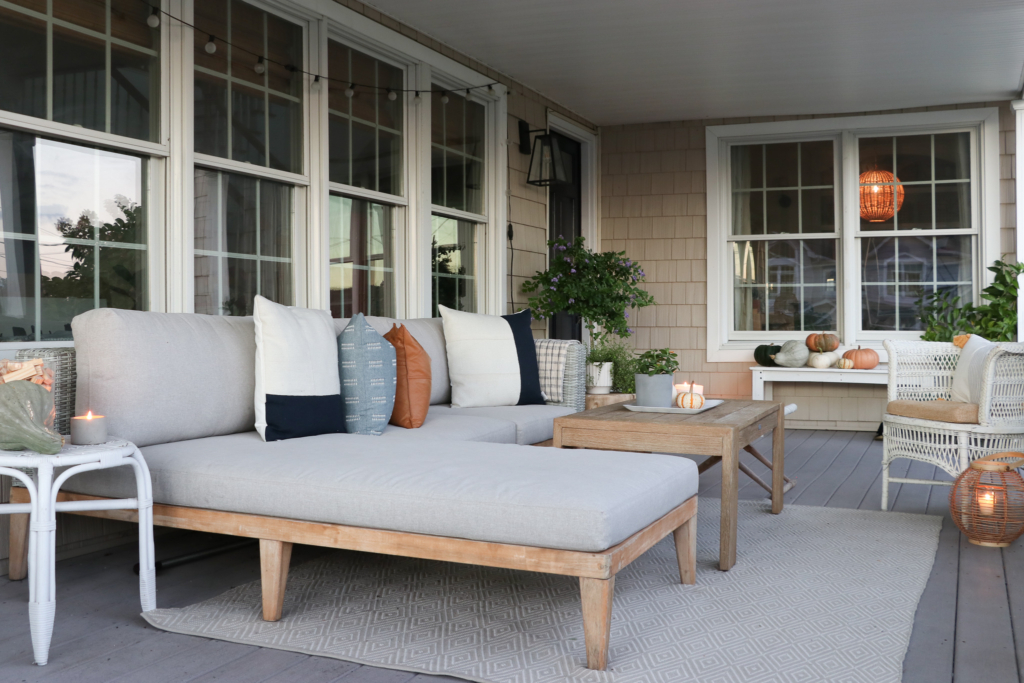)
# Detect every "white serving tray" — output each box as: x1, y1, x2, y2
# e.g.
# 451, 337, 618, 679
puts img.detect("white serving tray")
623, 399, 724, 415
